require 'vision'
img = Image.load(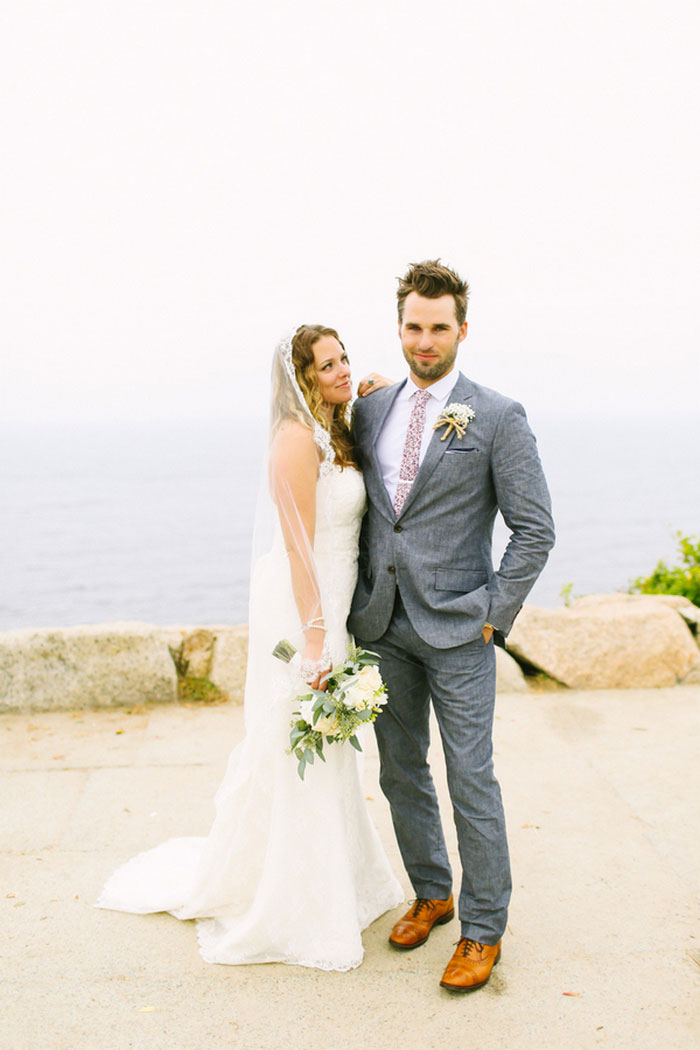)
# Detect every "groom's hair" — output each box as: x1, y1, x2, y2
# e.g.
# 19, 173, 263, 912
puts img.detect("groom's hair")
397, 259, 469, 326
